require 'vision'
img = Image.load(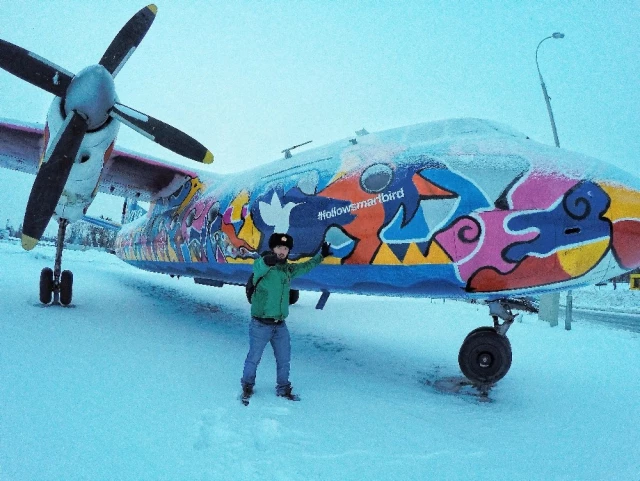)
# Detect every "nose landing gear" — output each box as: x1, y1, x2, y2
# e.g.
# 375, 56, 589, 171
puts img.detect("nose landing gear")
38, 219, 73, 306
458, 300, 522, 385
